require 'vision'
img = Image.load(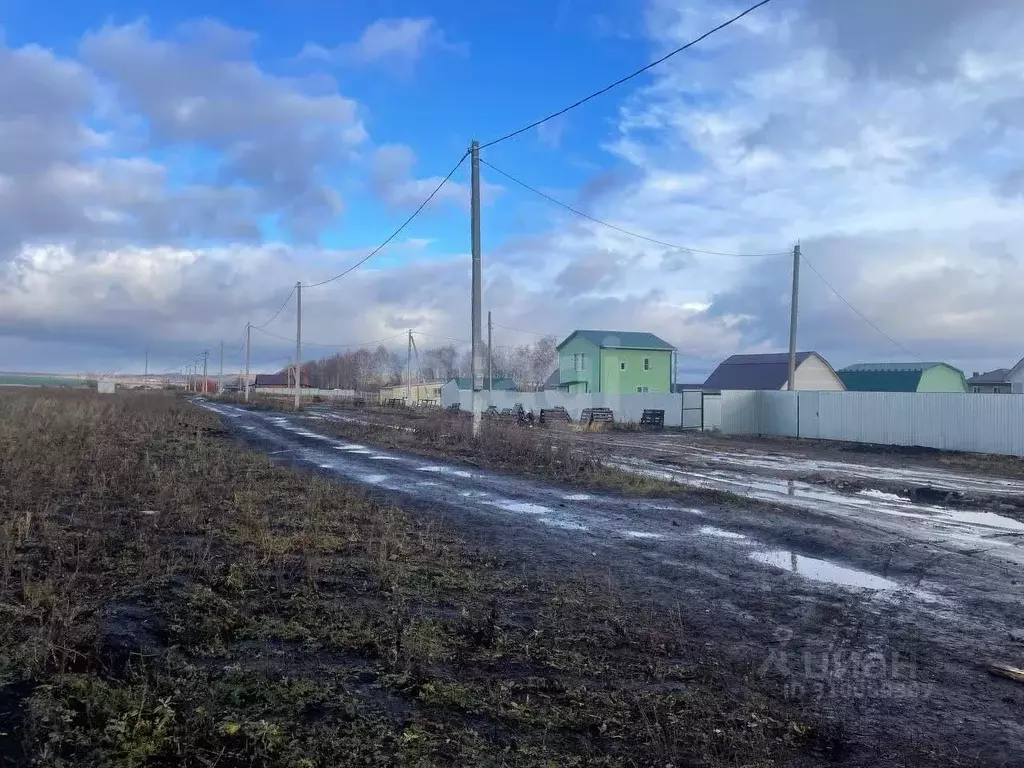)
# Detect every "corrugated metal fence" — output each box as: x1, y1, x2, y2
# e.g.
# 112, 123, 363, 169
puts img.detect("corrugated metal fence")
710, 390, 1024, 456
